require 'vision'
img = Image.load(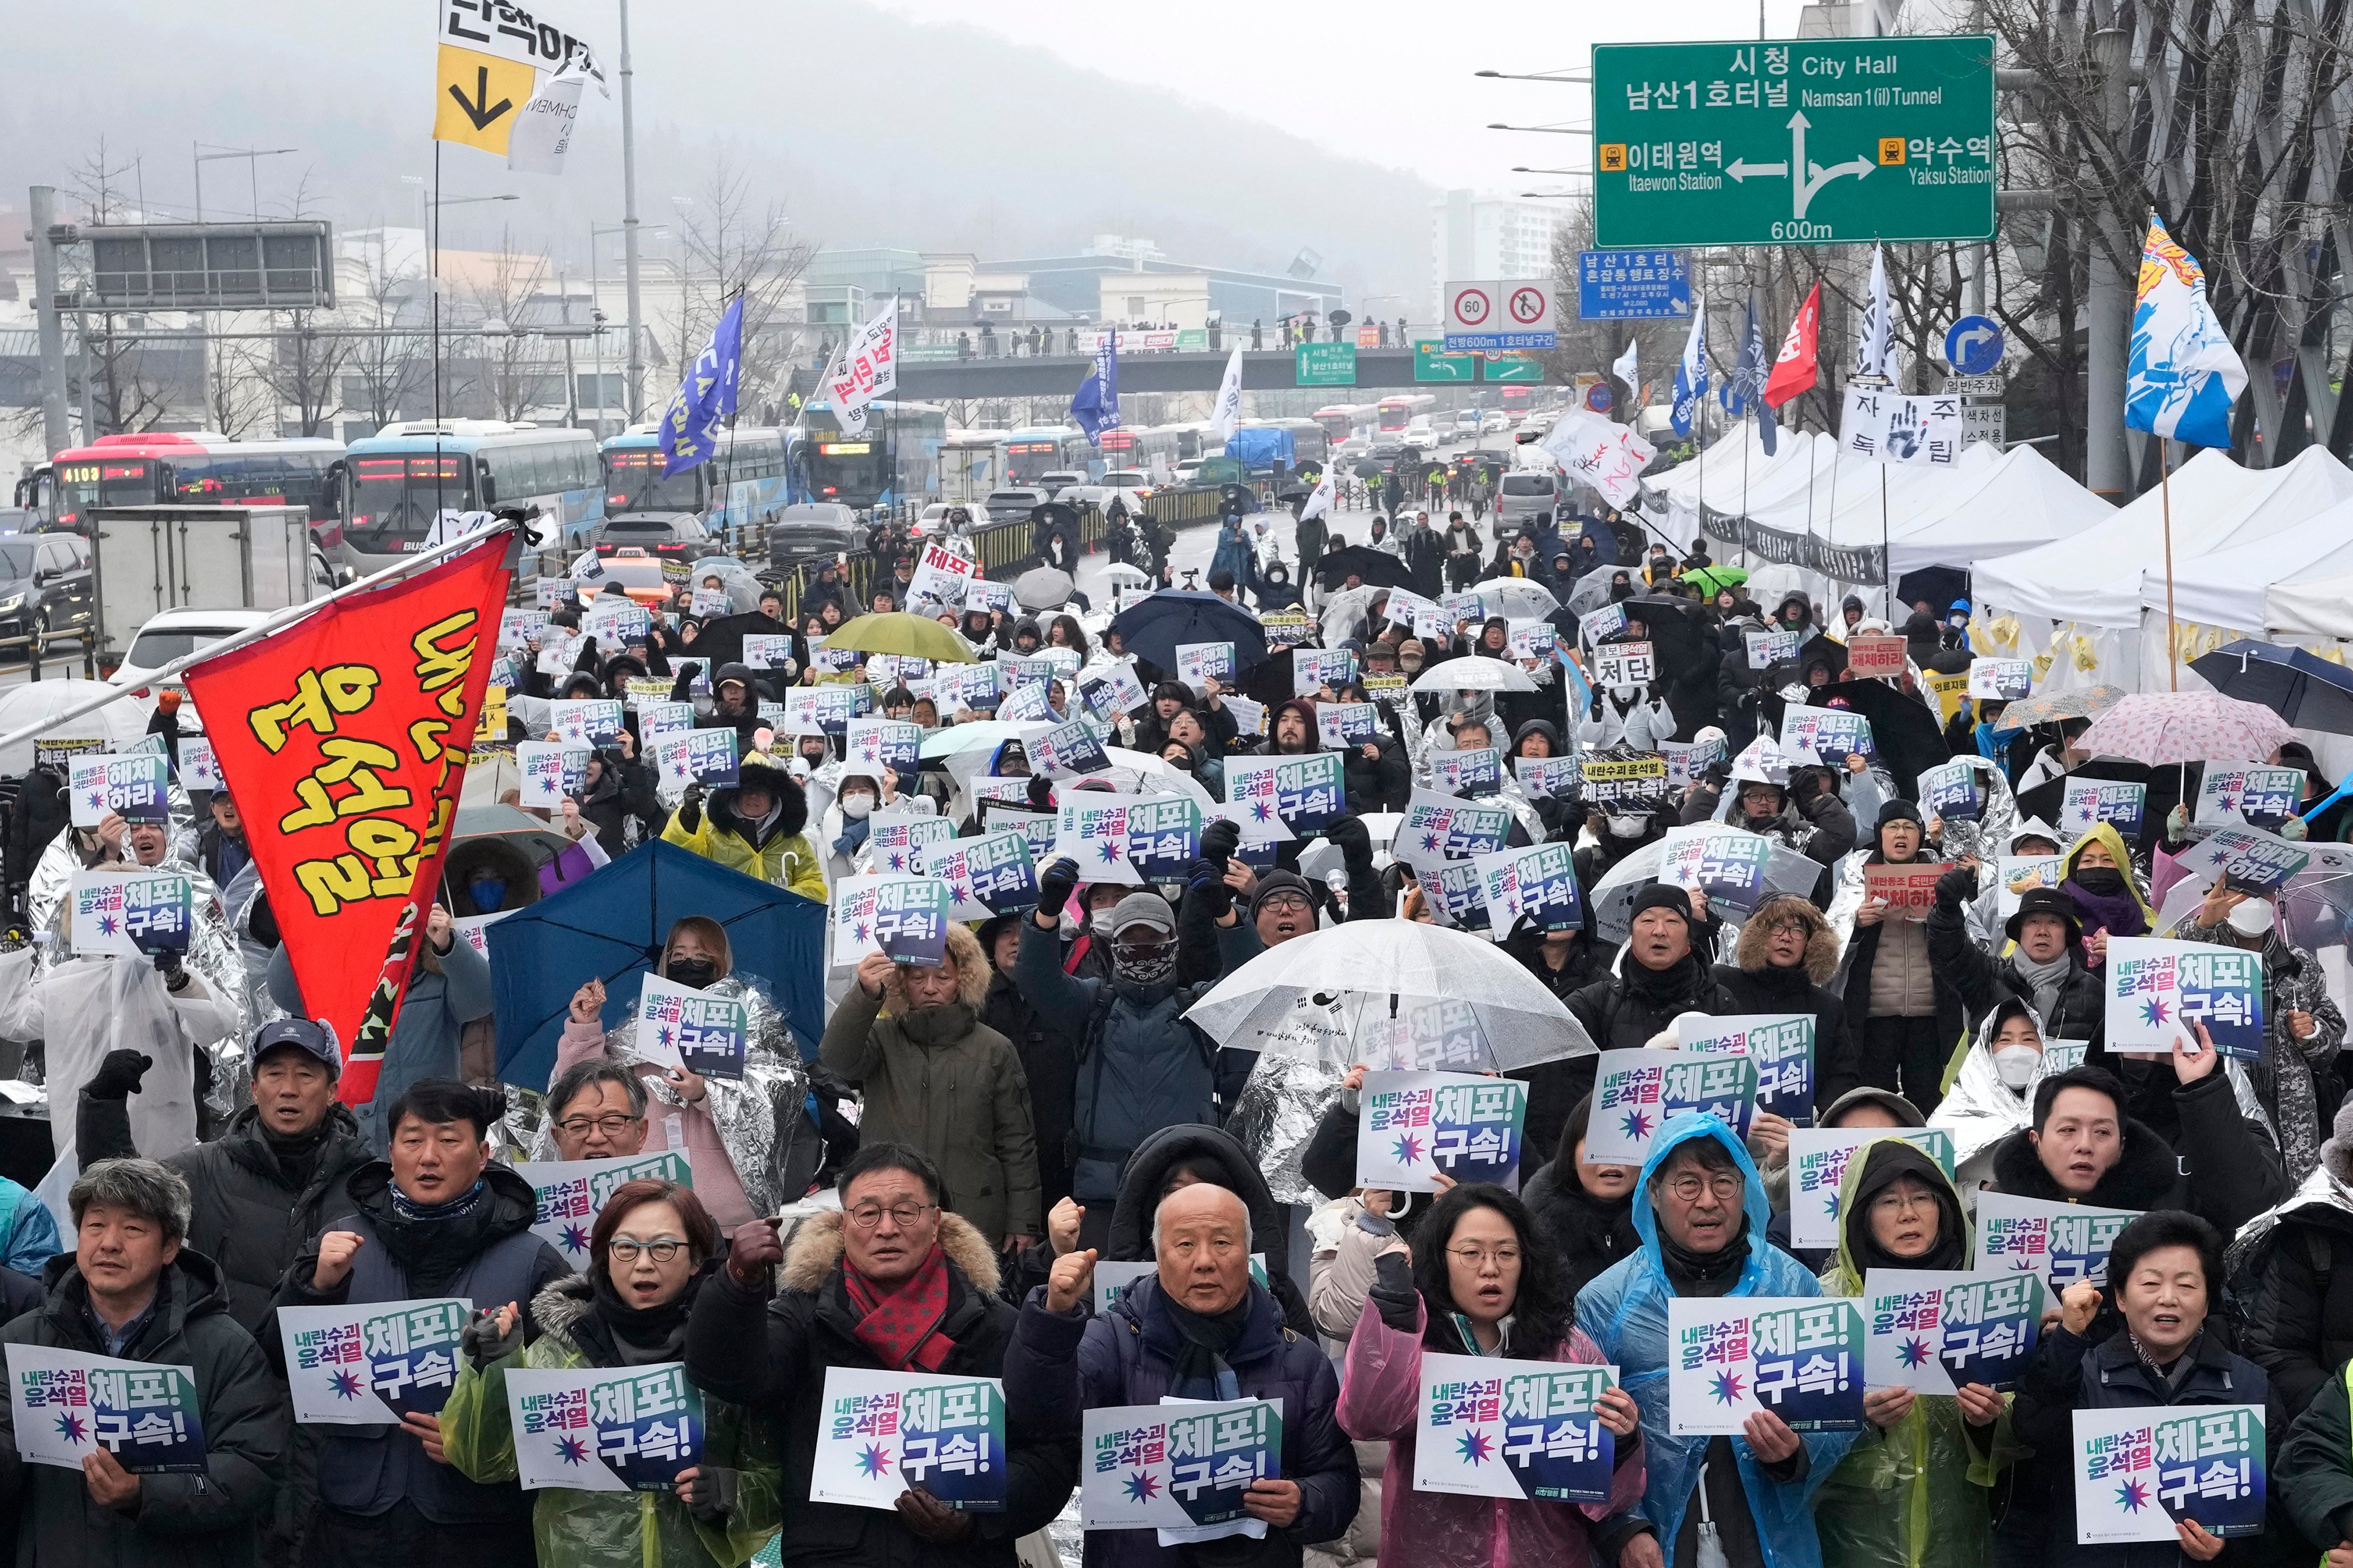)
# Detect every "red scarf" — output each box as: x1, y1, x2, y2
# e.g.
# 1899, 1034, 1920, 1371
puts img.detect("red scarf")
842, 1244, 954, 1371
